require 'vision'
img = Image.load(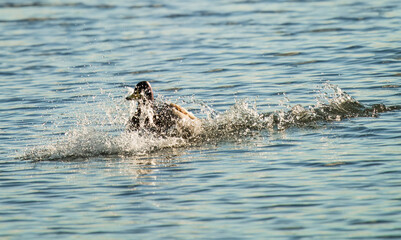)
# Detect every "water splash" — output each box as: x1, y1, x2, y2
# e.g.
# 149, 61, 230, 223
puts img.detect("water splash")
20, 84, 399, 161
